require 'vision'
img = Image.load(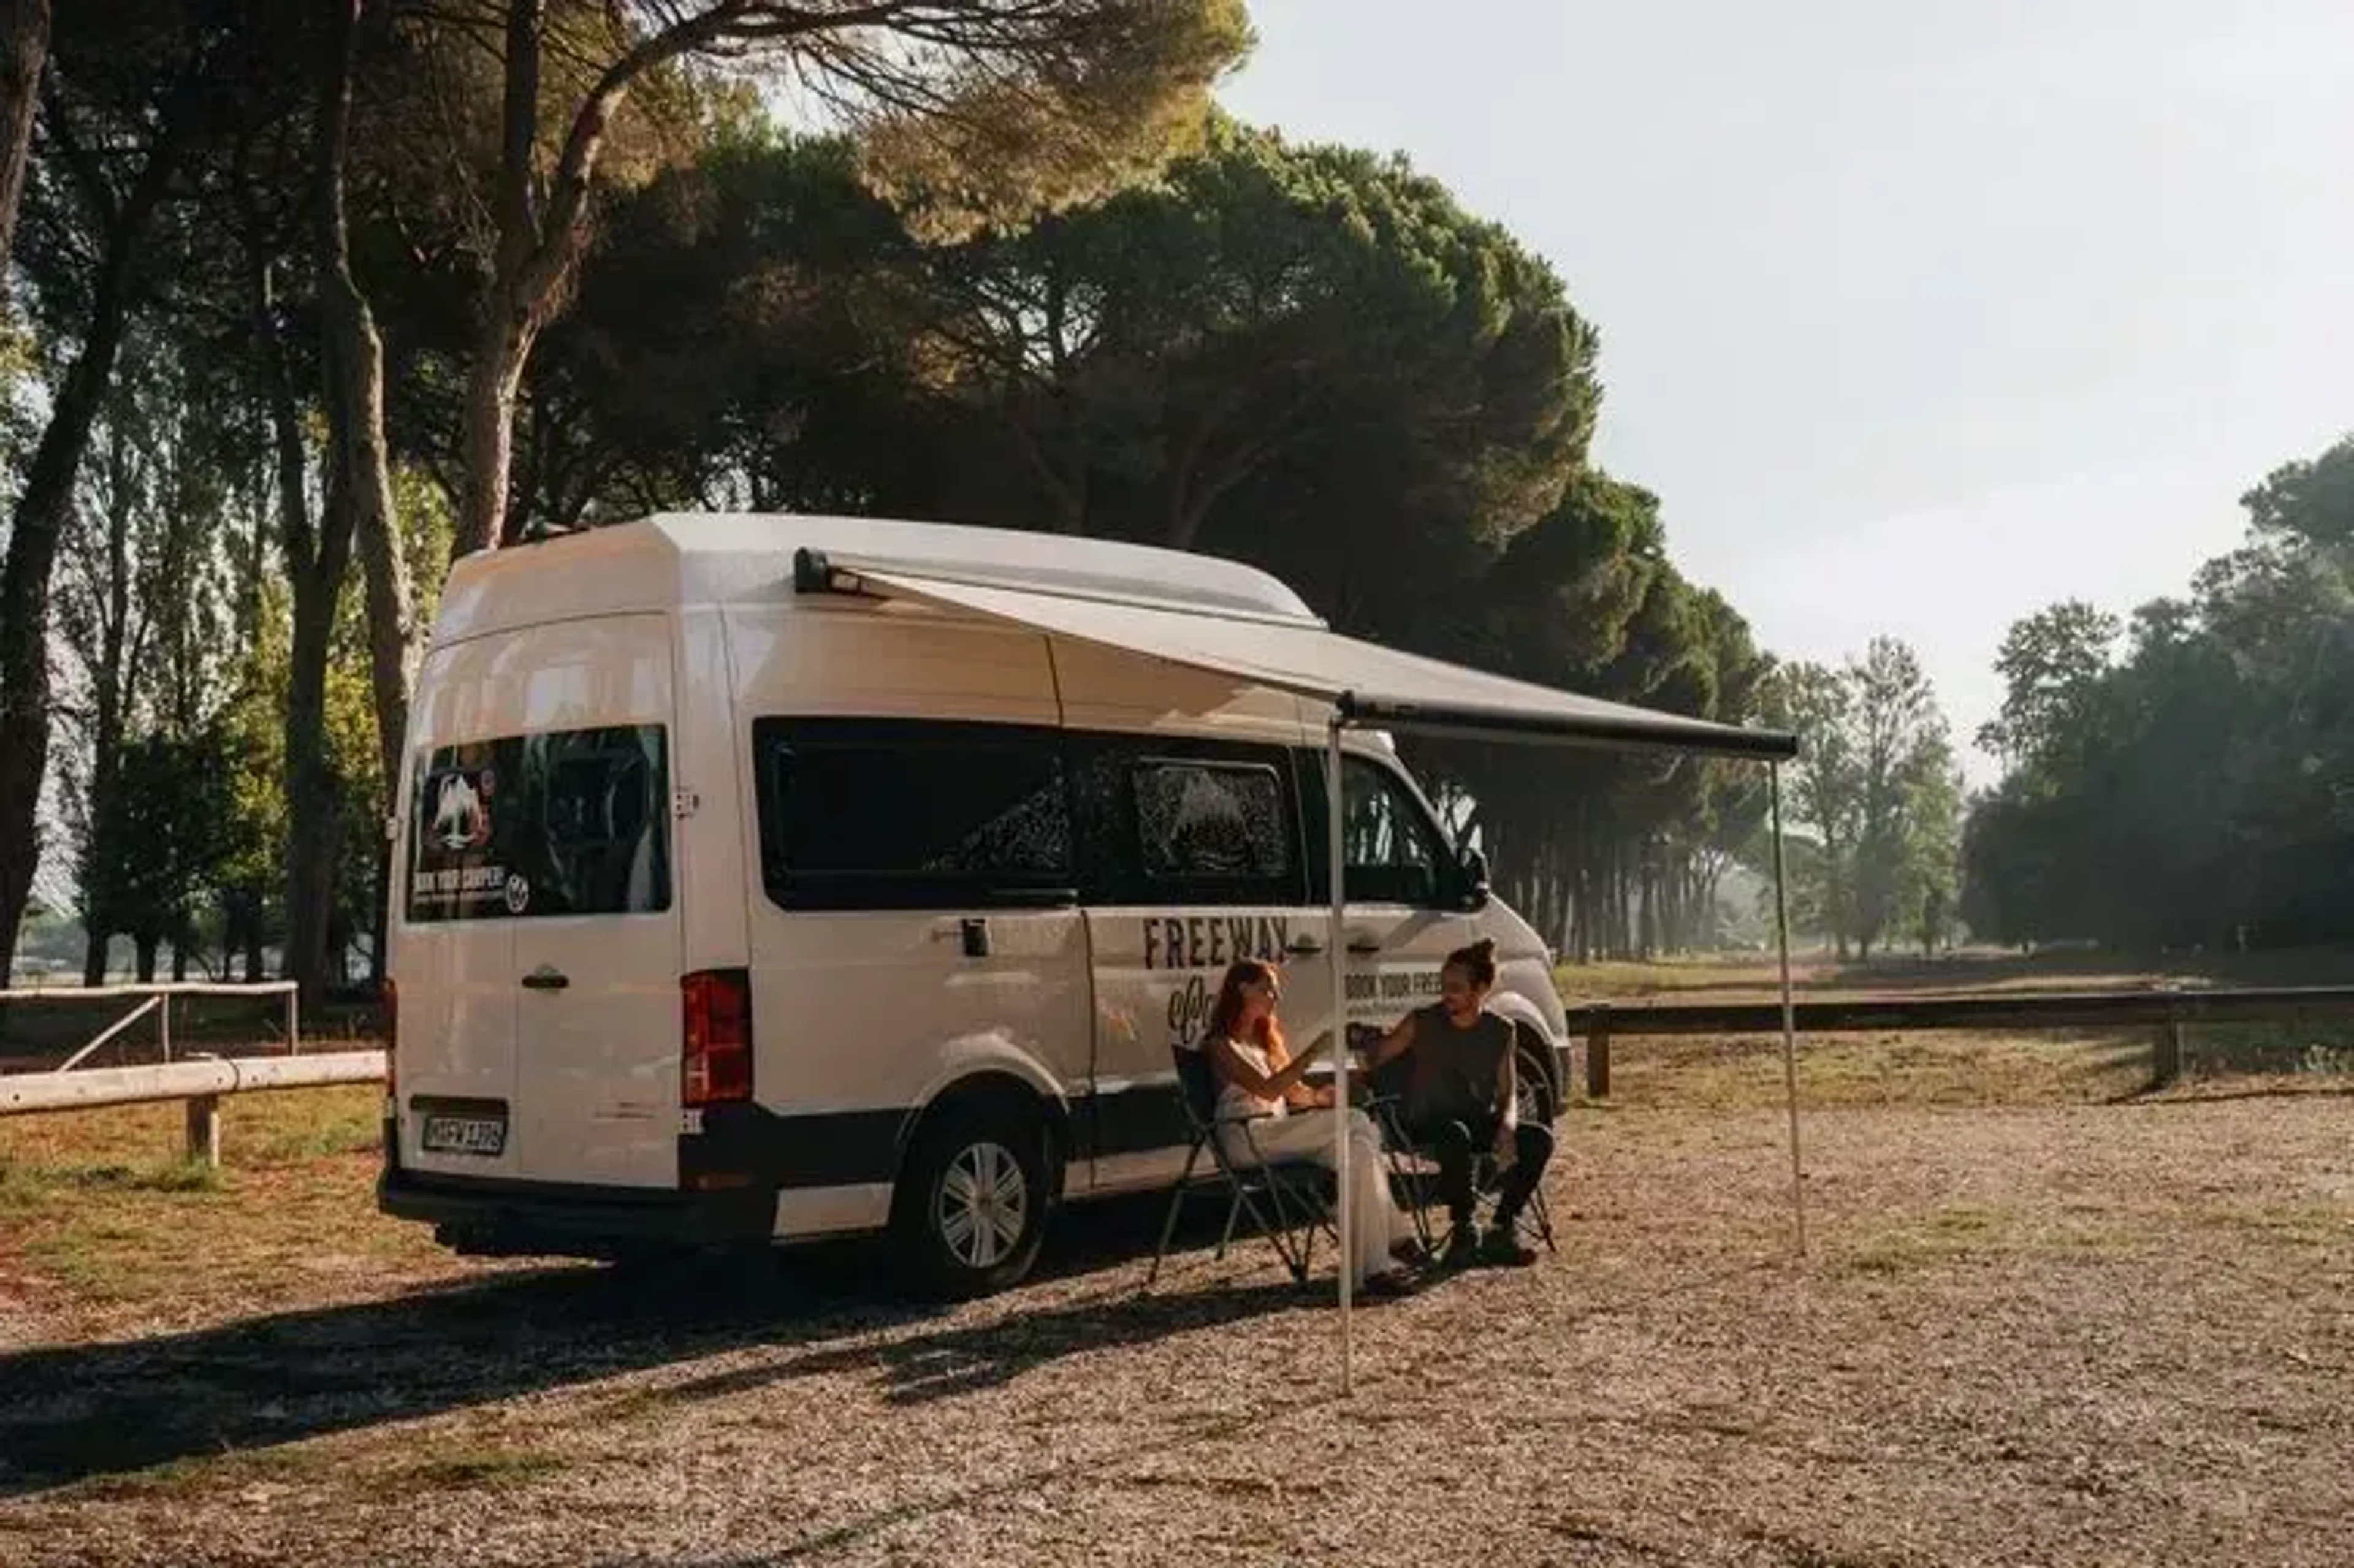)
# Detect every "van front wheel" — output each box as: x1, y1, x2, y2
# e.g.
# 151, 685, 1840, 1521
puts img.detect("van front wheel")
892, 1100, 1053, 1298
